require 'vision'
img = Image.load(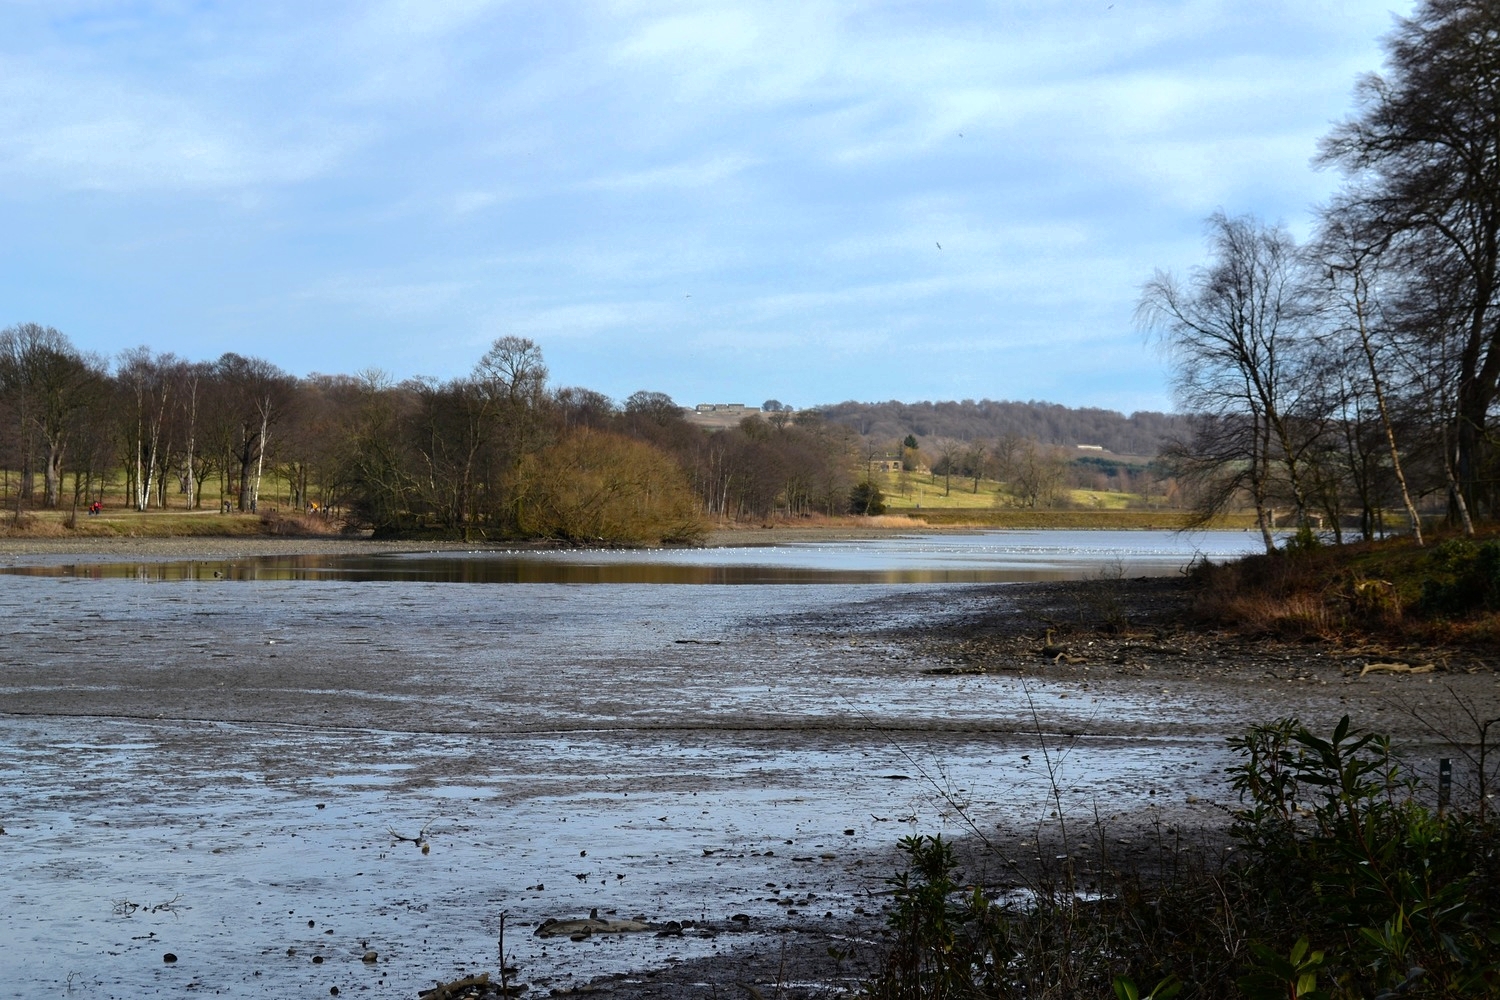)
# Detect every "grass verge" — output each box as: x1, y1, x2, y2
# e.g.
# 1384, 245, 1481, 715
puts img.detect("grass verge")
0, 508, 349, 539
